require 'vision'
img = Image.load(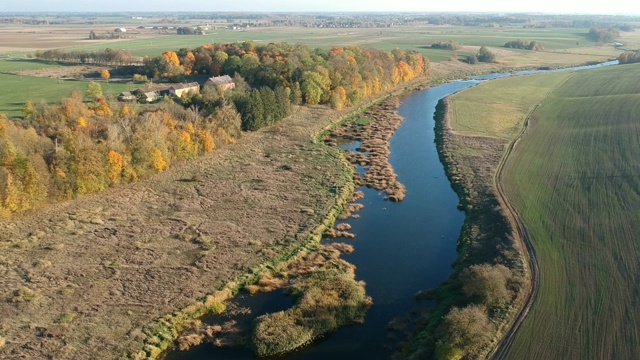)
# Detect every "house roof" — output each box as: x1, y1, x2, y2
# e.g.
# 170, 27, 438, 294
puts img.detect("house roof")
144, 92, 158, 97
170, 82, 200, 90
119, 91, 133, 97
207, 75, 234, 85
